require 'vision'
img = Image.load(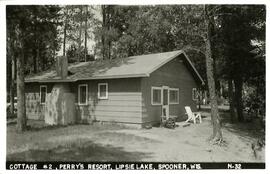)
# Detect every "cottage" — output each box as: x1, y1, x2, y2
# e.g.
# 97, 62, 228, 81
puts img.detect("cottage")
25, 50, 204, 127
